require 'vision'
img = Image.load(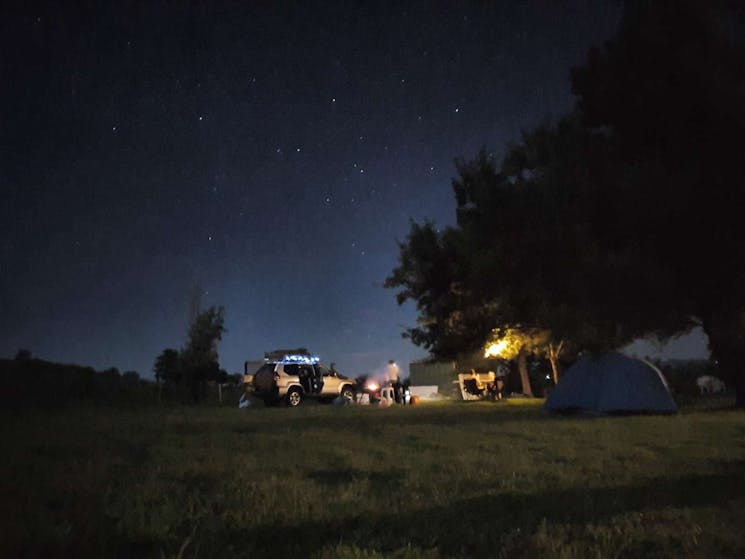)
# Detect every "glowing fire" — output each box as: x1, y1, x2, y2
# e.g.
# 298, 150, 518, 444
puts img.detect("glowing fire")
484, 339, 509, 358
